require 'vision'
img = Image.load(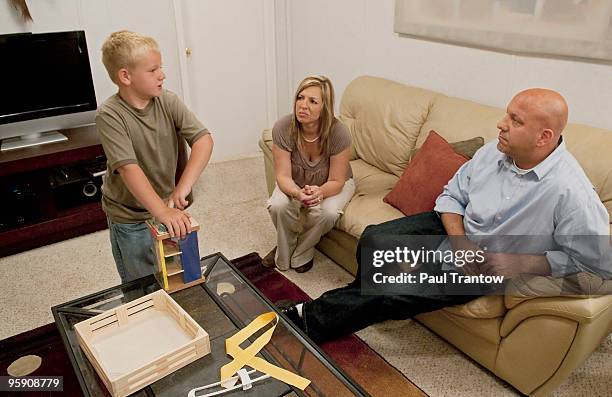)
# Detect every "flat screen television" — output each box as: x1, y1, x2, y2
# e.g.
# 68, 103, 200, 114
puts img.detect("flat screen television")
0, 30, 97, 151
